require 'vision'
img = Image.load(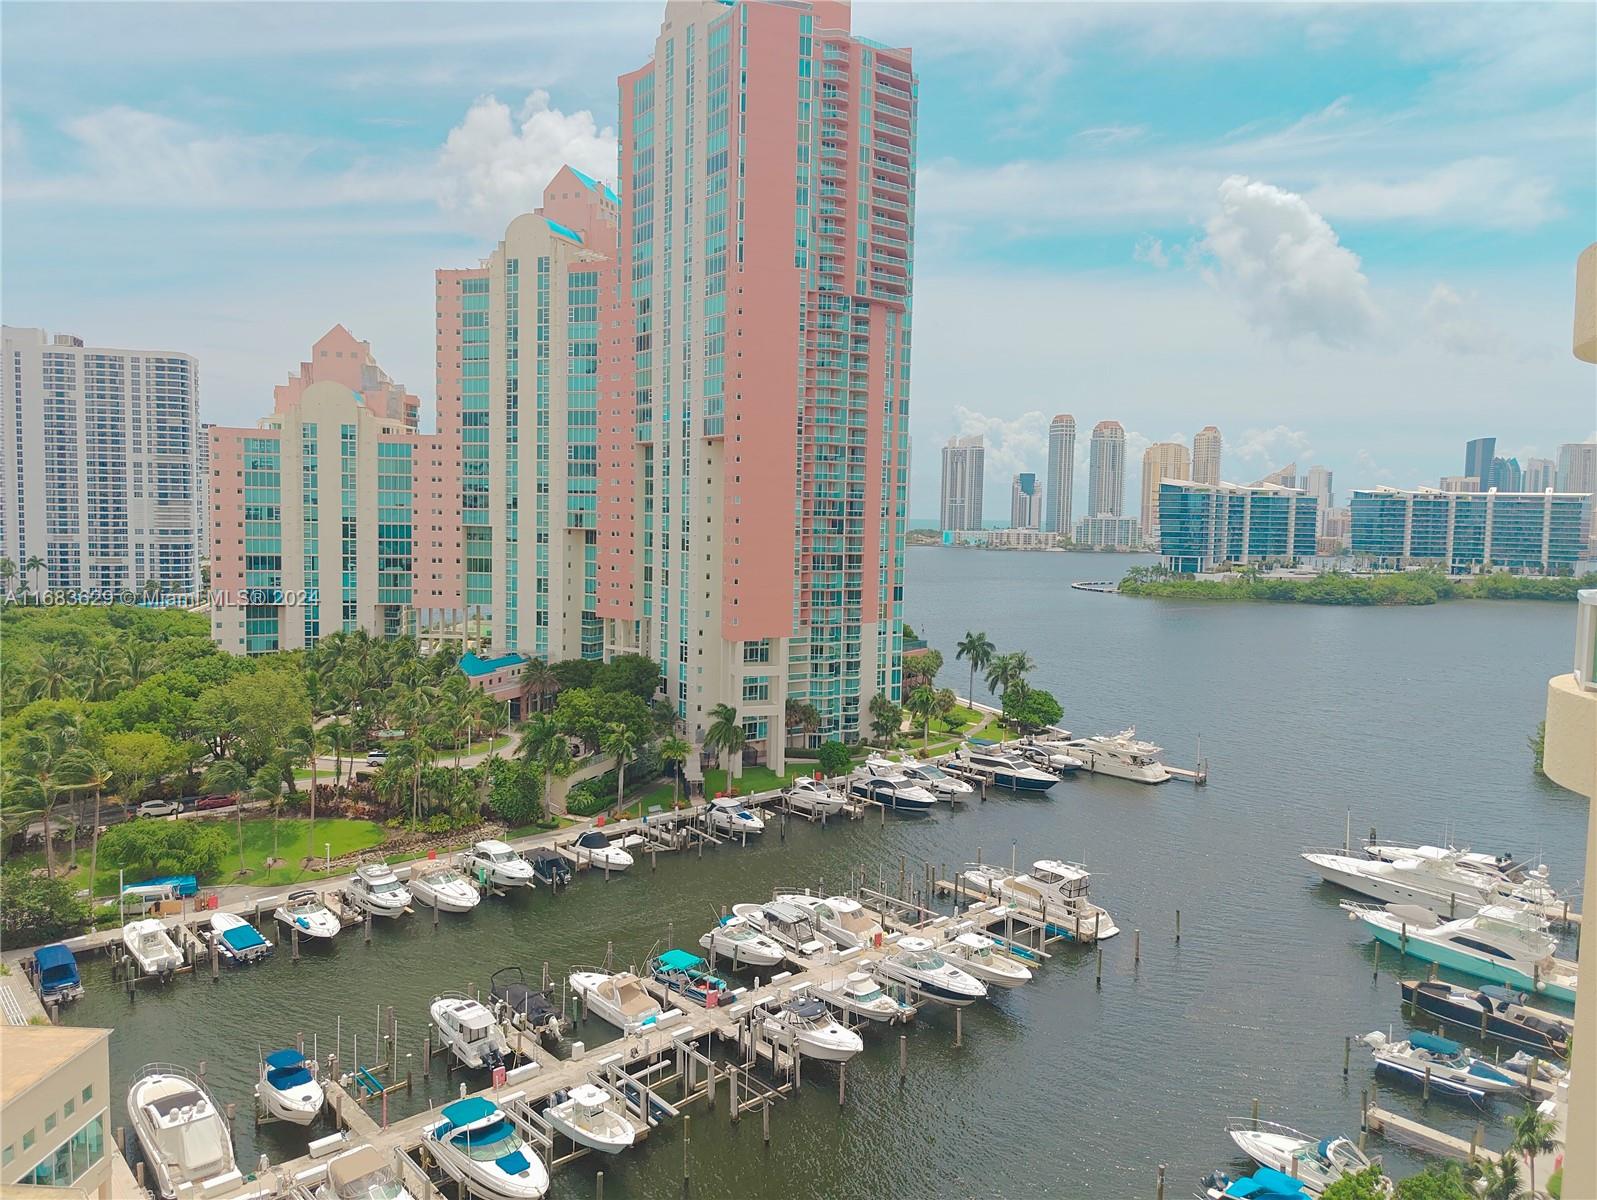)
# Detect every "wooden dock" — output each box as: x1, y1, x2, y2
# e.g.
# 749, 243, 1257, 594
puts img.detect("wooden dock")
1363, 1105, 1498, 1163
